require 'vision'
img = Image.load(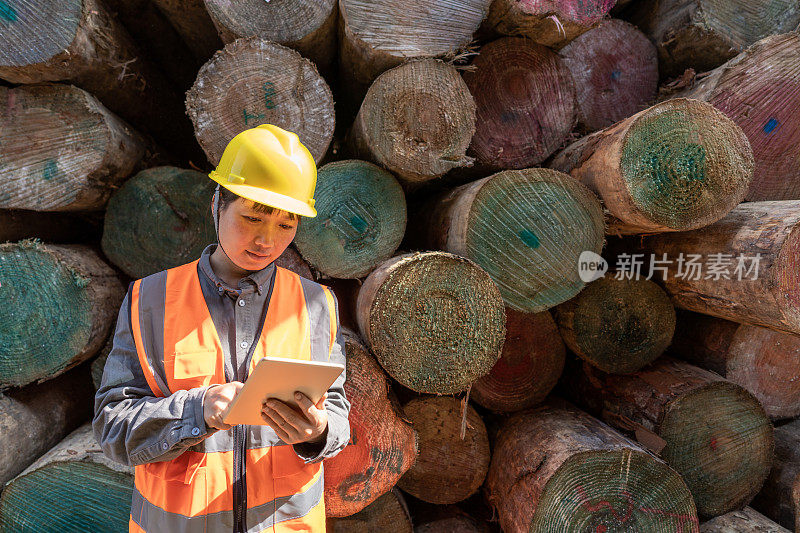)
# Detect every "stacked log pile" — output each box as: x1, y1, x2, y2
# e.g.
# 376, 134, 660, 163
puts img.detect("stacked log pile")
1, 0, 799, 531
